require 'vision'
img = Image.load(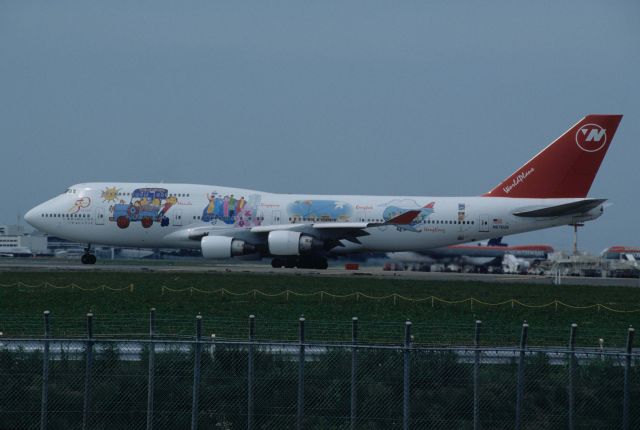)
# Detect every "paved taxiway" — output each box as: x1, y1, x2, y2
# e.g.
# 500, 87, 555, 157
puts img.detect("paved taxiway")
1, 258, 639, 287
